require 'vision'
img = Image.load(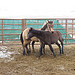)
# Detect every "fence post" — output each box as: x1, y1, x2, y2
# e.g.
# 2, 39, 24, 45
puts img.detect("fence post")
24, 19, 27, 29
72, 20, 73, 39
22, 19, 27, 31
65, 19, 67, 44
2, 19, 3, 45
22, 19, 24, 31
